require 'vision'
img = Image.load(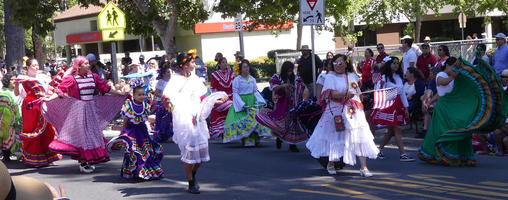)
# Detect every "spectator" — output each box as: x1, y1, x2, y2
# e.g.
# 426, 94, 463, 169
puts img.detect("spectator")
401, 36, 417, 75
122, 51, 132, 66
375, 43, 389, 73
423, 36, 431, 45
139, 55, 148, 72
401, 35, 422, 56
416, 43, 437, 81
435, 45, 450, 70
472, 44, 490, 65
492, 33, 508, 75
419, 66, 440, 138
404, 67, 425, 118
232, 51, 244, 76
345, 45, 356, 71
296, 45, 322, 97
